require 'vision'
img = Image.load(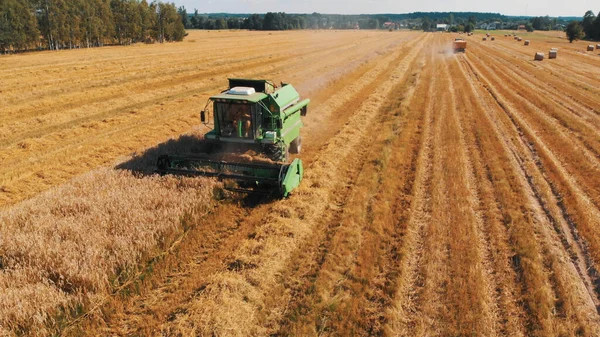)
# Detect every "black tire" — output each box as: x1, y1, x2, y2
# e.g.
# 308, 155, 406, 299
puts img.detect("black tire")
264, 142, 289, 162
289, 136, 302, 154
